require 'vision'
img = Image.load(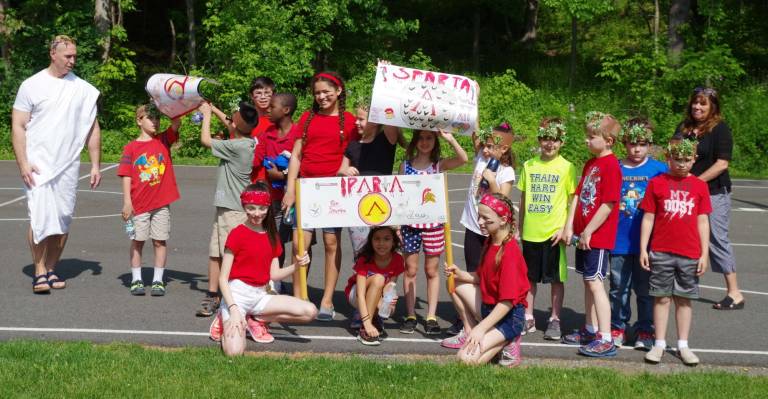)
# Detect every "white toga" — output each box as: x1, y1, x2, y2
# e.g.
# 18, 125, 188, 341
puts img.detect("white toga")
13, 69, 100, 243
